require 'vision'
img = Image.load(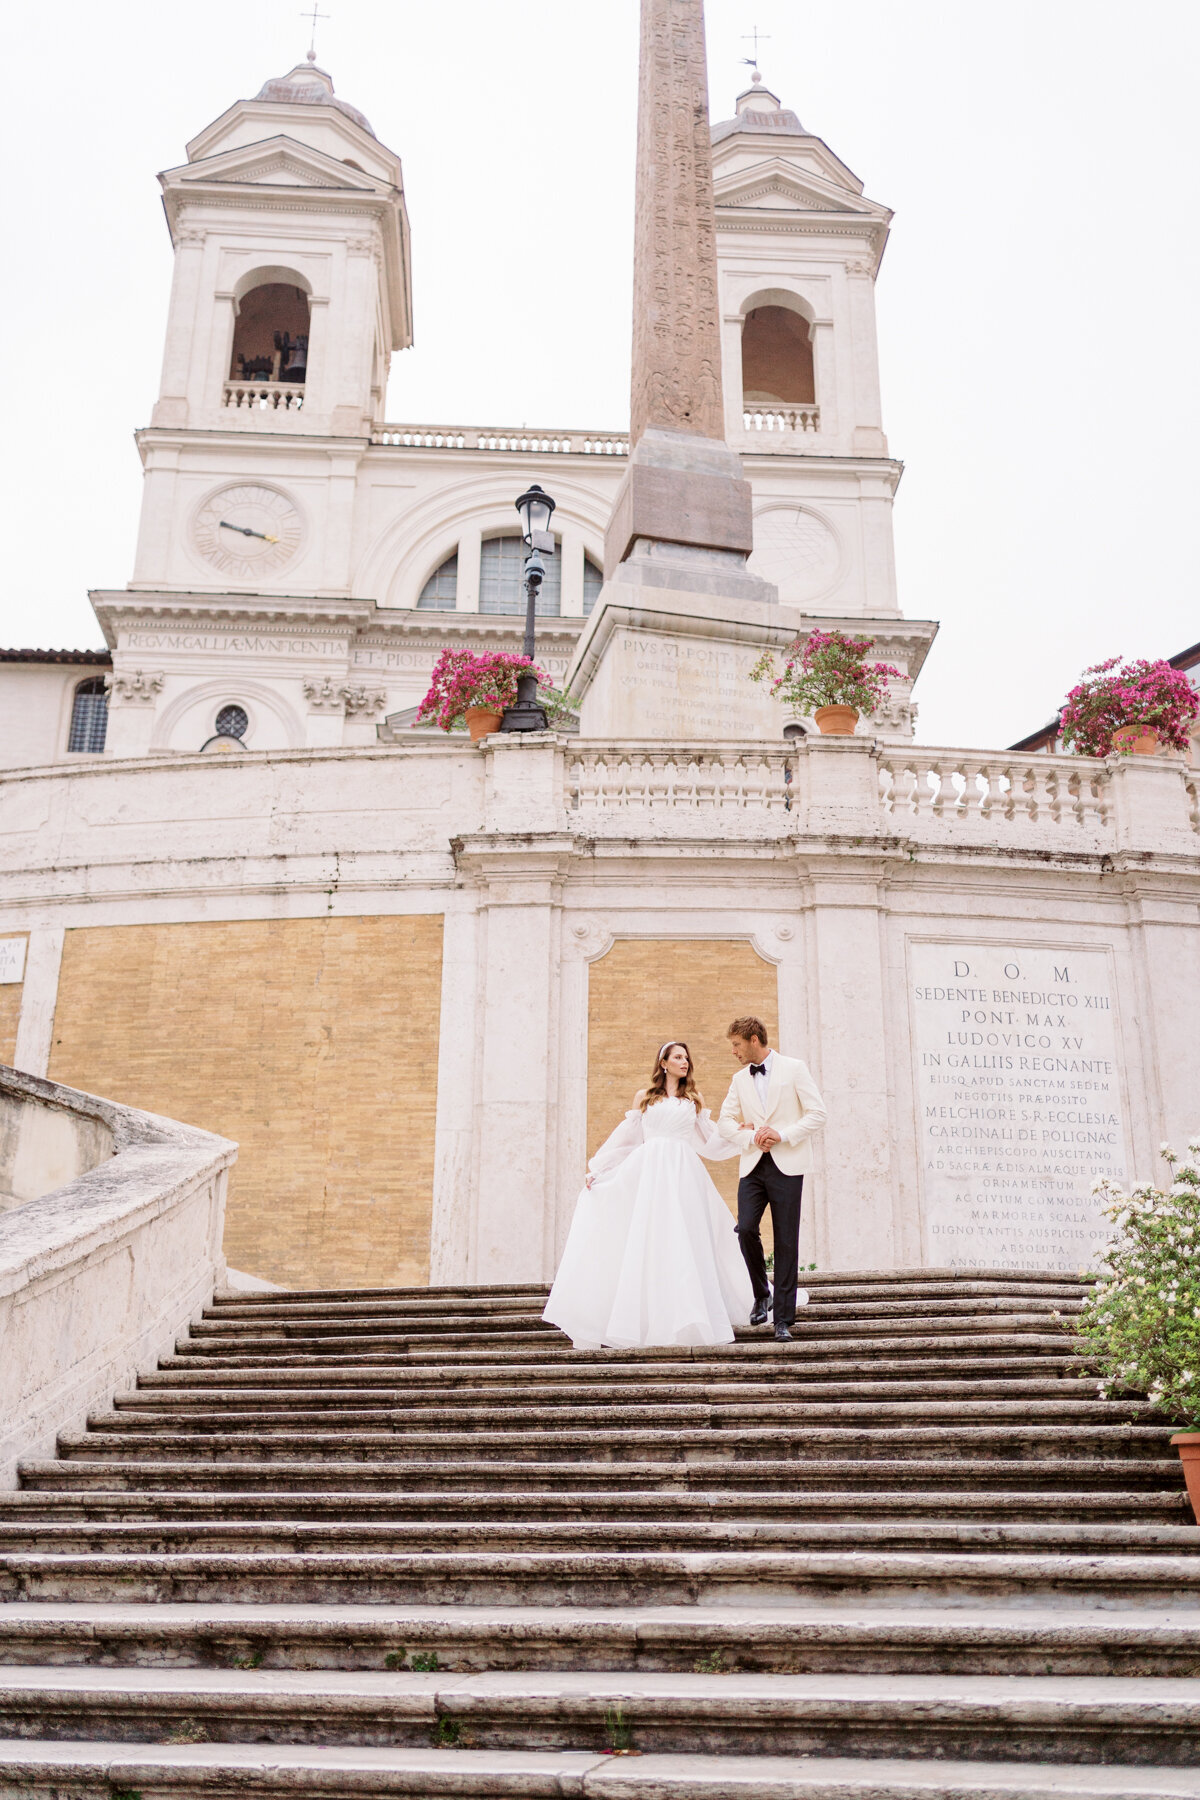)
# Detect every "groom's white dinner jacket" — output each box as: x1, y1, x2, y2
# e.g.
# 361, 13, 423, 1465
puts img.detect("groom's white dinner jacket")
717, 1052, 828, 1178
